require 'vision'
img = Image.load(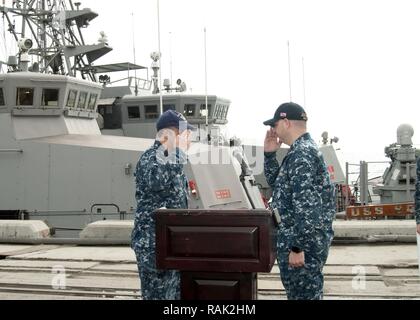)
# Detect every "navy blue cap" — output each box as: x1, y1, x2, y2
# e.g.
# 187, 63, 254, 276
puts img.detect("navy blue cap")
263, 102, 308, 127
156, 110, 196, 132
